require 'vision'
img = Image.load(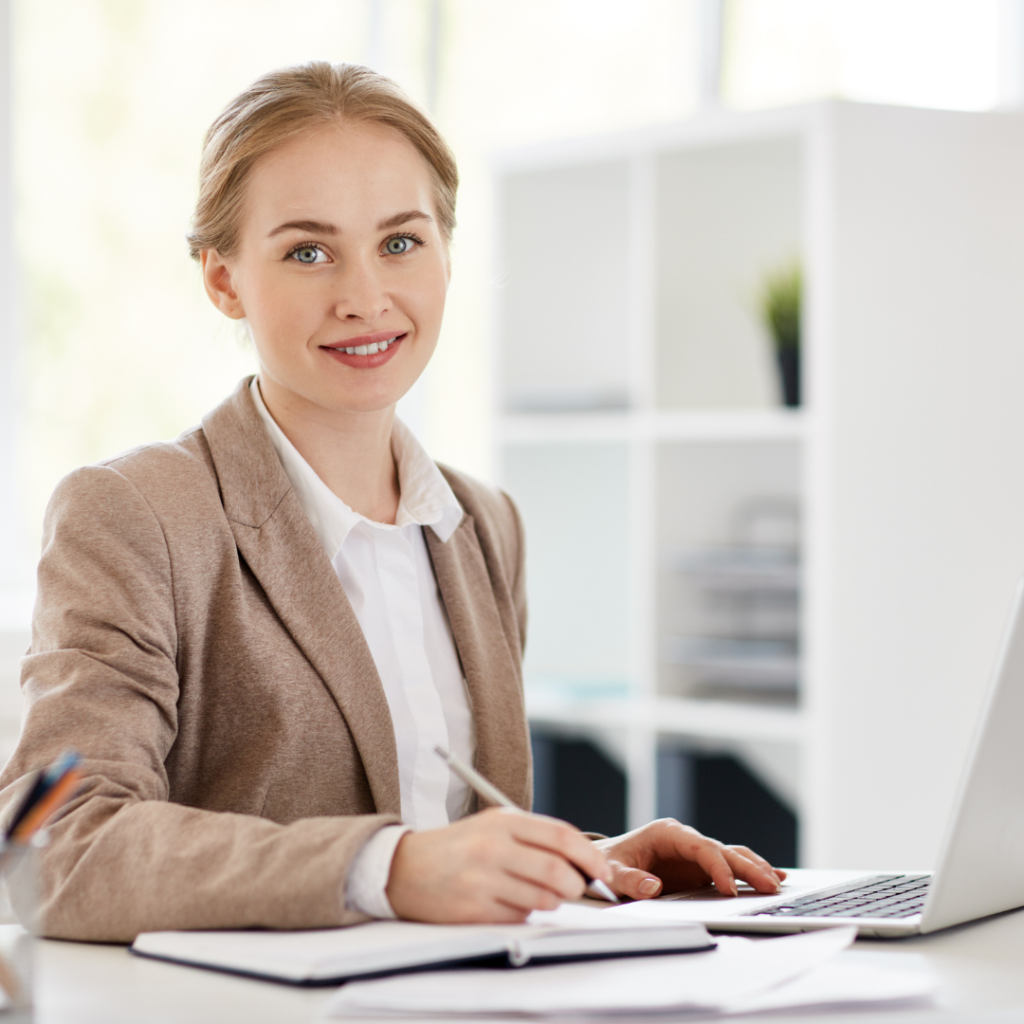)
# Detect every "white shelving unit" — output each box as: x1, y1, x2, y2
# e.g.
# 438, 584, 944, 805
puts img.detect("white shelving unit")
492, 100, 1024, 869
